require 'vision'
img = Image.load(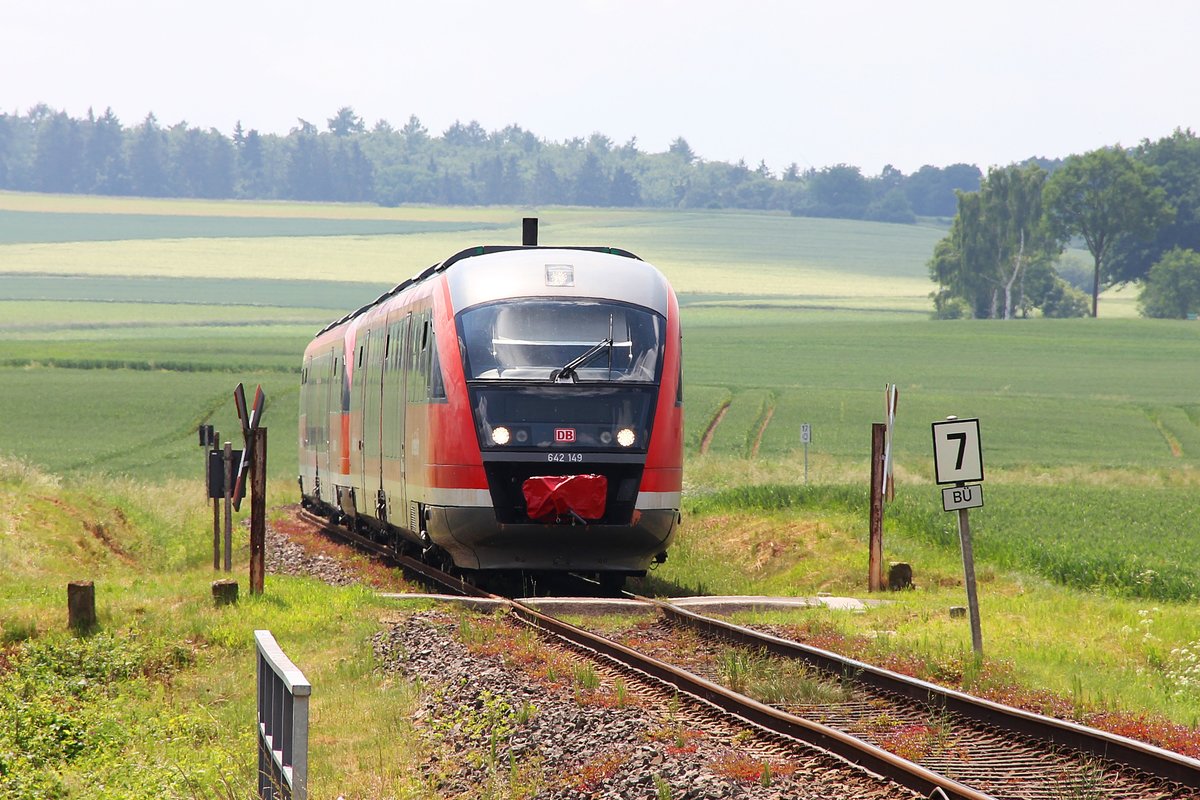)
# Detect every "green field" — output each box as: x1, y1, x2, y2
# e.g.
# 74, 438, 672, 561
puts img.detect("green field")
1, 194, 1197, 561
5, 193, 1200, 795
